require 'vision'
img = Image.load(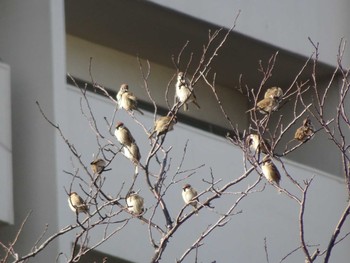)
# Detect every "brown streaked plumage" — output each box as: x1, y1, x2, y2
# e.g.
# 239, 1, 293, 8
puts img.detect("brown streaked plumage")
256, 97, 279, 114
68, 192, 89, 214
149, 115, 177, 138
261, 156, 281, 186
116, 84, 144, 115
90, 158, 106, 174
294, 117, 314, 141
114, 122, 135, 147
264, 86, 283, 101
